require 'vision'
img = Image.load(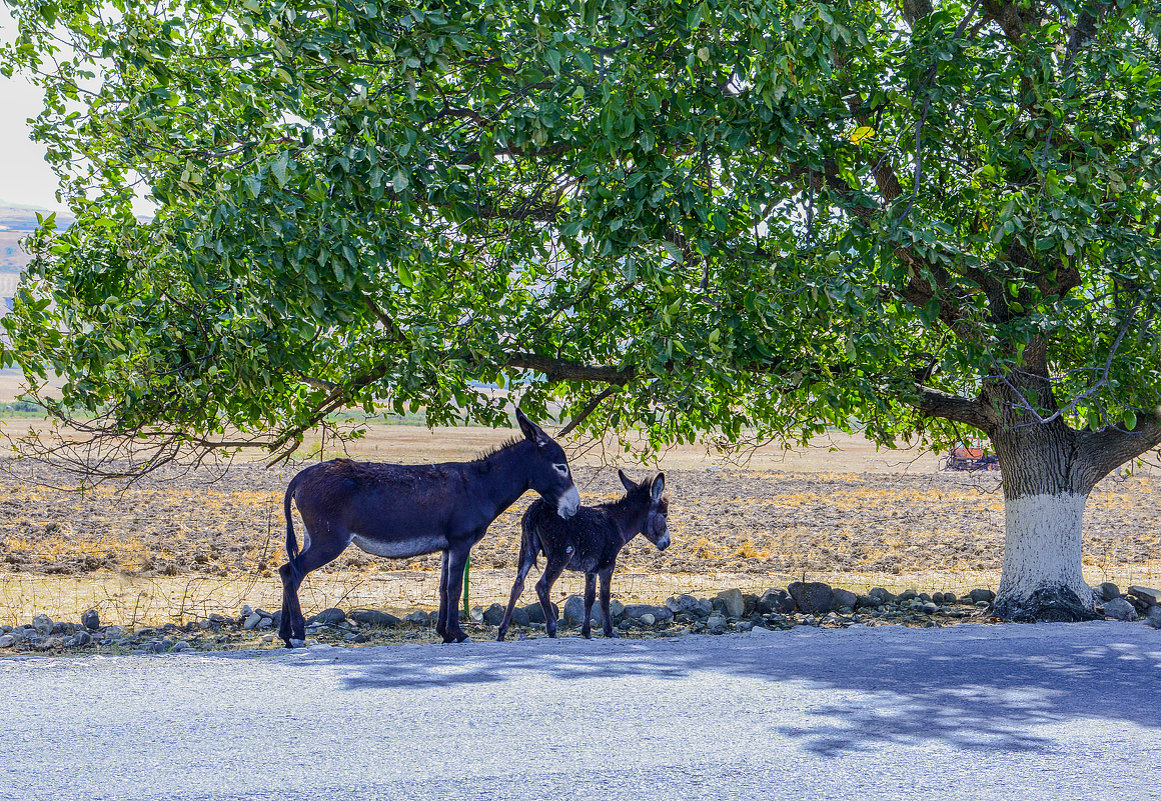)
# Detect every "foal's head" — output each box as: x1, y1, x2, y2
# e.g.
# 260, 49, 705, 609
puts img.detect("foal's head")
619, 470, 670, 550
517, 407, 580, 519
